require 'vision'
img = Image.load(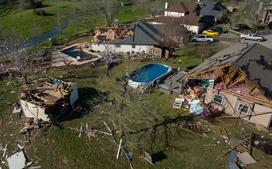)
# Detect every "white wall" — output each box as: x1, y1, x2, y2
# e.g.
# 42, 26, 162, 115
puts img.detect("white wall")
91, 43, 152, 54
184, 25, 199, 34
70, 83, 79, 106
164, 11, 185, 17
205, 88, 272, 128
20, 100, 49, 122
148, 21, 199, 34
